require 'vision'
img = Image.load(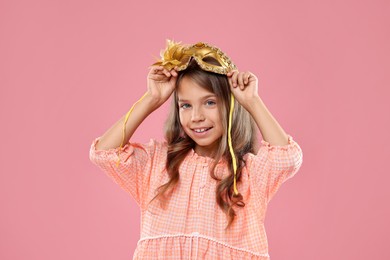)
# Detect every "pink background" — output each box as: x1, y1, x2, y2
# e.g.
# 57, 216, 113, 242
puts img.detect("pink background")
1, 0, 389, 259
